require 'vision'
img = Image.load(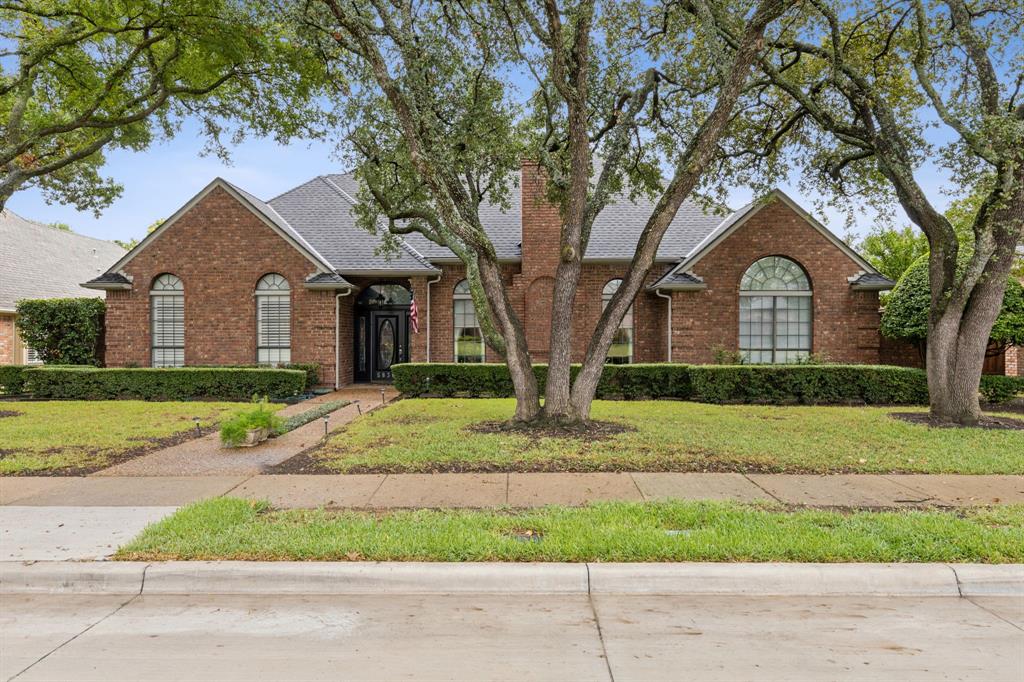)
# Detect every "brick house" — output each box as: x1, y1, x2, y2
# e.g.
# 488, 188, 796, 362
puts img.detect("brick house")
85, 162, 902, 387
1, 209, 125, 365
